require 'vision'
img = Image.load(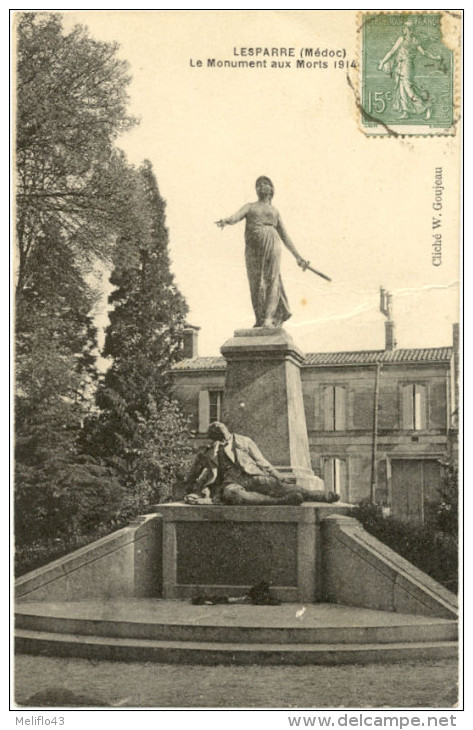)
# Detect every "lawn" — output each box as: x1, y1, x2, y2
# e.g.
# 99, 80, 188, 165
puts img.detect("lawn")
15, 655, 458, 709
